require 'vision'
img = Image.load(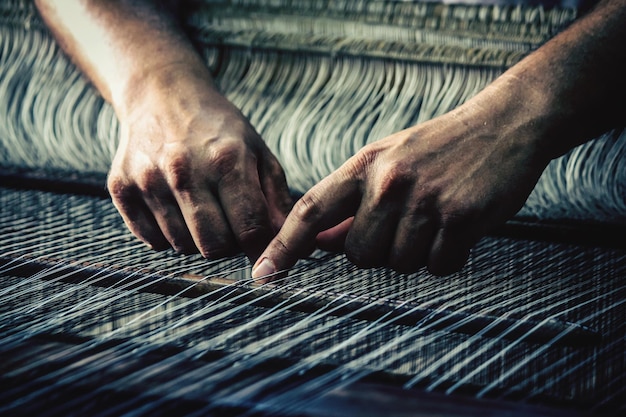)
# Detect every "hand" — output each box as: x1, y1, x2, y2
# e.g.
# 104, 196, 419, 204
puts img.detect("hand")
107, 65, 293, 261
252, 82, 552, 279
